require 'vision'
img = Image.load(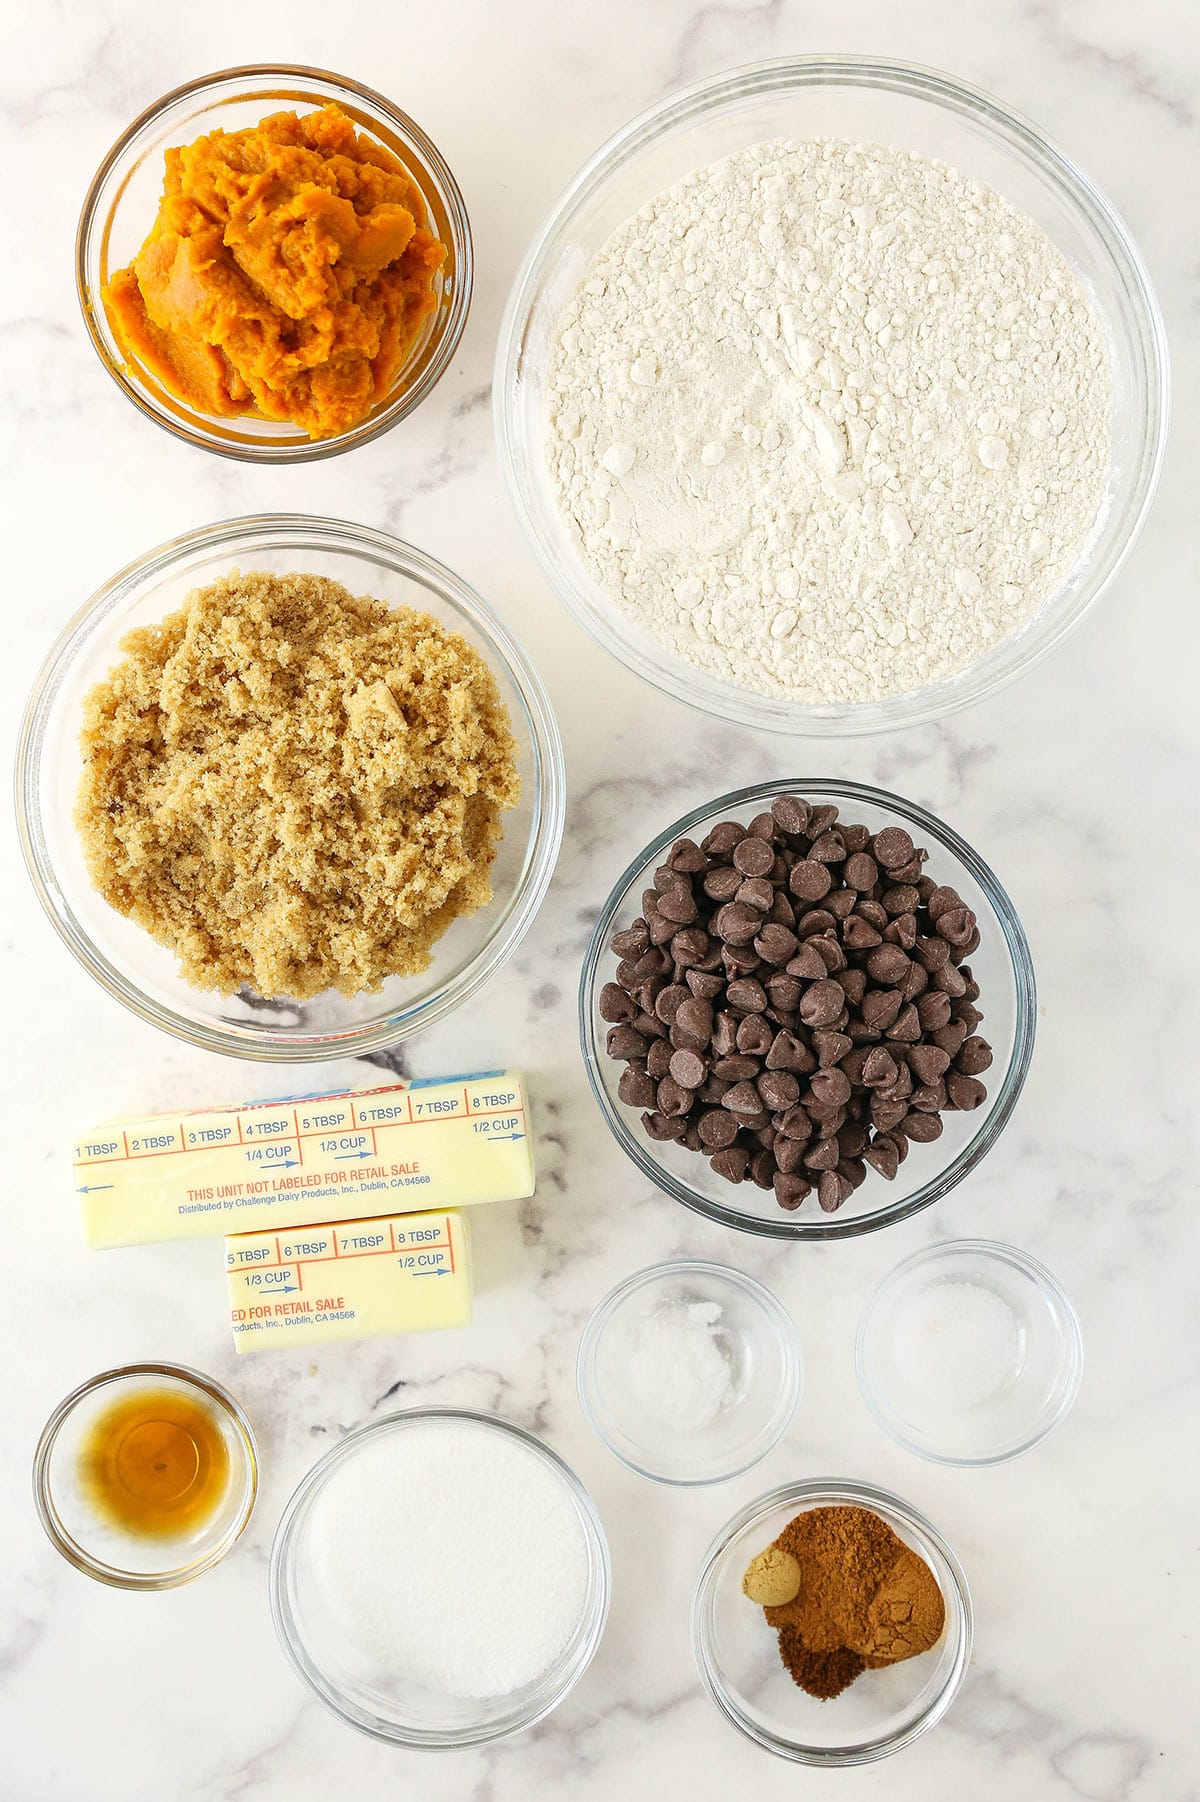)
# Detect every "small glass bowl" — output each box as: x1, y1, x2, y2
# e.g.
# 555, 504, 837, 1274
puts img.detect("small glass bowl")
77, 65, 472, 462
577, 1260, 802, 1484
580, 779, 1035, 1240
270, 1409, 611, 1748
692, 1479, 971, 1765
16, 514, 565, 1061
856, 1238, 1083, 1464
33, 1363, 258, 1590
496, 54, 1169, 734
